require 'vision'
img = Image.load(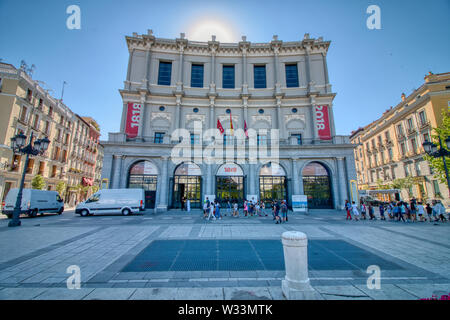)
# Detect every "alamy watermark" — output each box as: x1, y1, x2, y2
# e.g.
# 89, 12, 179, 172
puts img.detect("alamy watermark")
66, 265, 81, 289
366, 265, 381, 290
366, 5, 381, 30
66, 5, 81, 30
